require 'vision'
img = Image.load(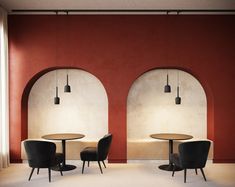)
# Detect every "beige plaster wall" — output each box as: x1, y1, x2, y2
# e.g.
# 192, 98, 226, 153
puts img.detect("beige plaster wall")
28, 69, 108, 141
127, 139, 213, 160
127, 69, 208, 159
